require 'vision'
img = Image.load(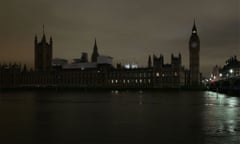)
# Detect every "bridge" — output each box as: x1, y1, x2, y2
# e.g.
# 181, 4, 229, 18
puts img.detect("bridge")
208, 76, 240, 96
